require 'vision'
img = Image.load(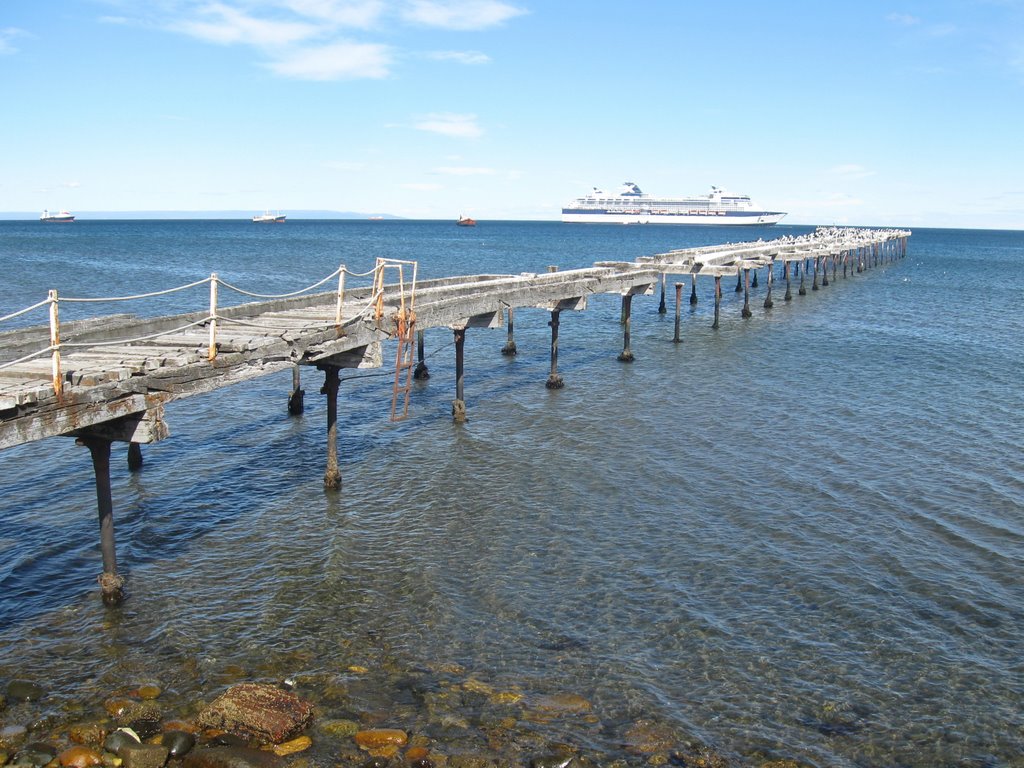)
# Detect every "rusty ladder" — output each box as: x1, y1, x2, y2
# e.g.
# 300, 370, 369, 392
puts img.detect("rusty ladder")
373, 258, 418, 421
